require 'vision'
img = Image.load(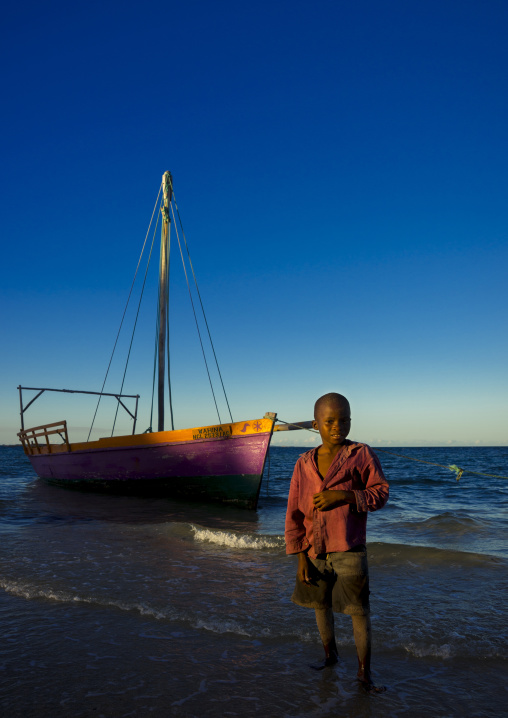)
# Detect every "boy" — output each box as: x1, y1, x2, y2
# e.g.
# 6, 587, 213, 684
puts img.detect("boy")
285, 392, 389, 693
